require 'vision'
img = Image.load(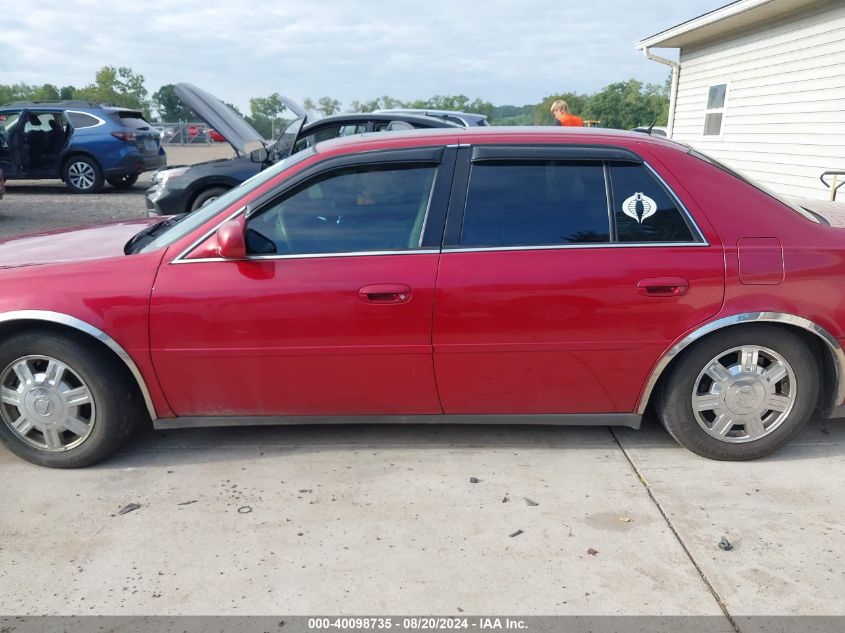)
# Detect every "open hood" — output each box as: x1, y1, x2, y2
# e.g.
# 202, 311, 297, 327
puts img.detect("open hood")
174, 83, 306, 155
